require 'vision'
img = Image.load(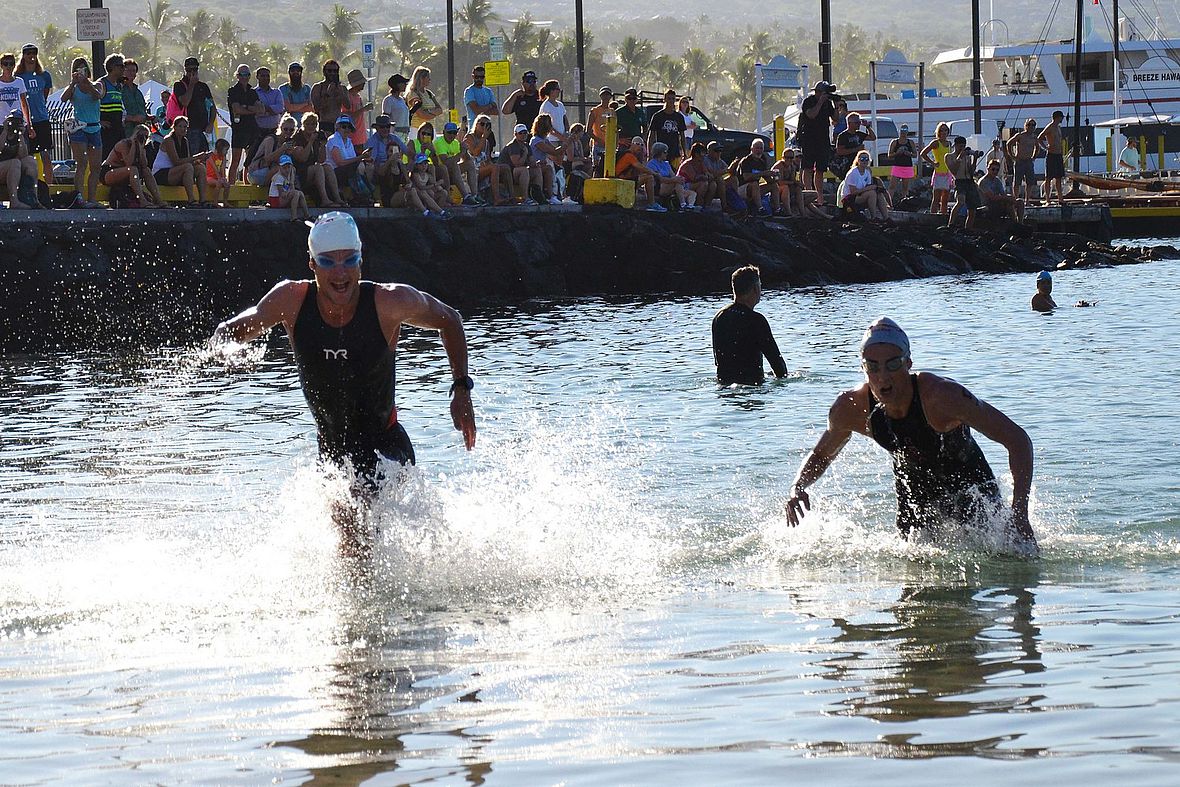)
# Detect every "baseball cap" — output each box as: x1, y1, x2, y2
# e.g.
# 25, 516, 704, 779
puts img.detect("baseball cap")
415, 153, 430, 164
624, 87, 638, 97
443, 121, 459, 133
307, 212, 361, 256
899, 123, 910, 131
236, 64, 251, 76
706, 141, 720, 151
514, 123, 528, 133
21, 43, 36, 53
630, 136, 645, 145
523, 70, 537, 81
860, 317, 910, 357
374, 114, 392, 126
278, 154, 293, 165
813, 80, 837, 92
334, 116, 354, 127
599, 85, 612, 95
288, 61, 303, 71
